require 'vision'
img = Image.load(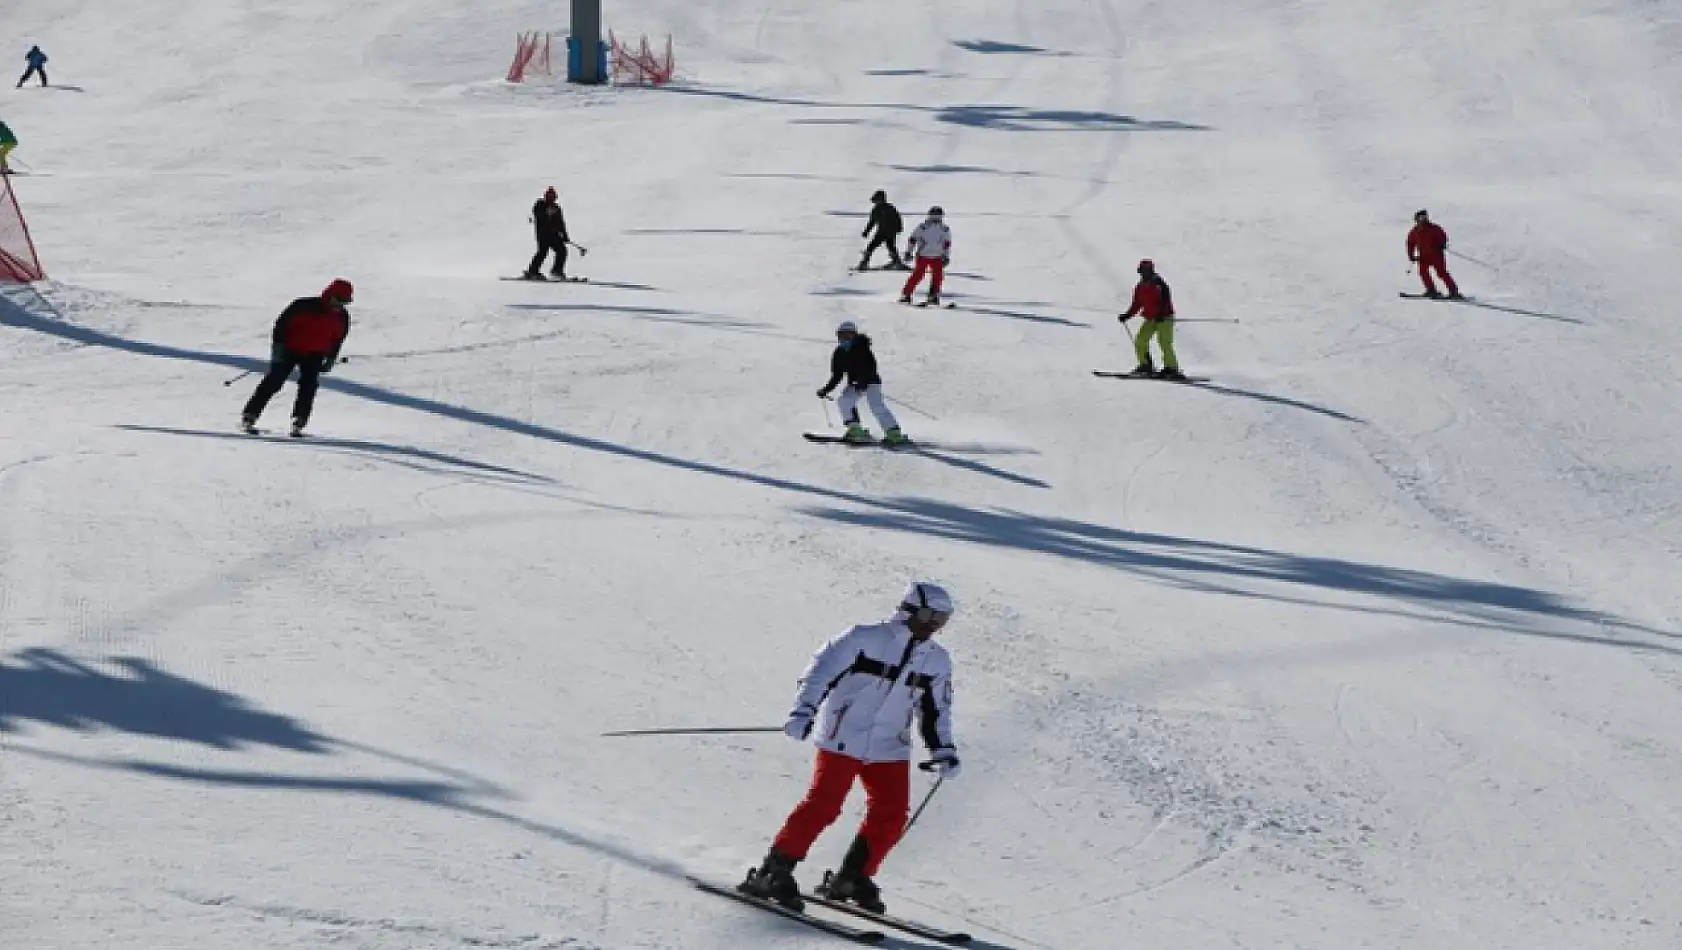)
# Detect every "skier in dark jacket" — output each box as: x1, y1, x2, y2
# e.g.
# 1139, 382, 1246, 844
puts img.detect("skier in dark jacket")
524, 186, 572, 280
17, 47, 47, 88
816, 320, 907, 444
241, 279, 353, 437
859, 190, 905, 270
